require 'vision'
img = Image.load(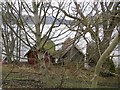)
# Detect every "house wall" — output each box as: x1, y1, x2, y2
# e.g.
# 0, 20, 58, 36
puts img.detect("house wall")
27, 51, 38, 64
63, 47, 84, 65
71, 47, 84, 61
26, 50, 56, 65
